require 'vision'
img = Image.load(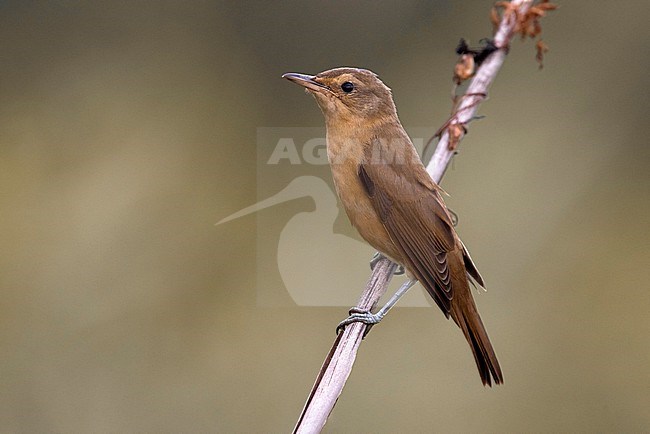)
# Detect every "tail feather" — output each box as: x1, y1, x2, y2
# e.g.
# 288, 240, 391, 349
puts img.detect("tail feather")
453, 301, 503, 386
